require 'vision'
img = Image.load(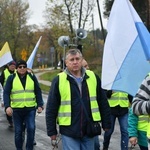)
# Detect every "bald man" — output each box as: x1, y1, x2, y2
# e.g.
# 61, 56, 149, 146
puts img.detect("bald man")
82, 59, 89, 69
